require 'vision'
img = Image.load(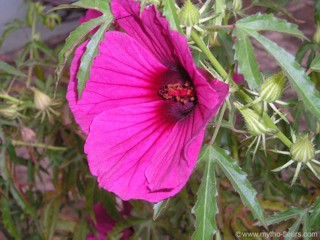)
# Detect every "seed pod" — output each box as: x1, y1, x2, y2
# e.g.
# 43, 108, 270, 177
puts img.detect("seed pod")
179, 0, 200, 27
233, 0, 243, 12
290, 135, 315, 163
259, 72, 285, 103
0, 104, 19, 119
234, 102, 270, 136
32, 88, 51, 111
